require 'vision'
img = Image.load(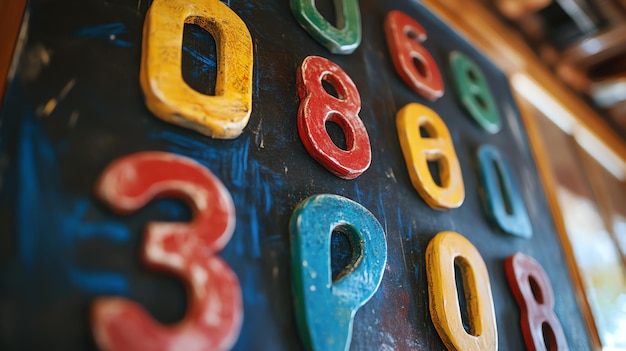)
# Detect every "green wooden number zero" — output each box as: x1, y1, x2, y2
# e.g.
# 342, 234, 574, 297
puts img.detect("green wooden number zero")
450, 51, 501, 134
290, 0, 361, 54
